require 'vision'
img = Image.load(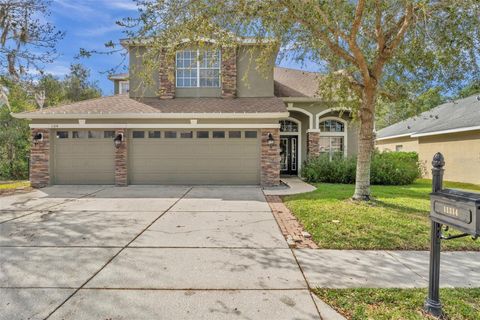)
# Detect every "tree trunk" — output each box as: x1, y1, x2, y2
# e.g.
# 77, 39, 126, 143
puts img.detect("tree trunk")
353, 85, 377, 201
